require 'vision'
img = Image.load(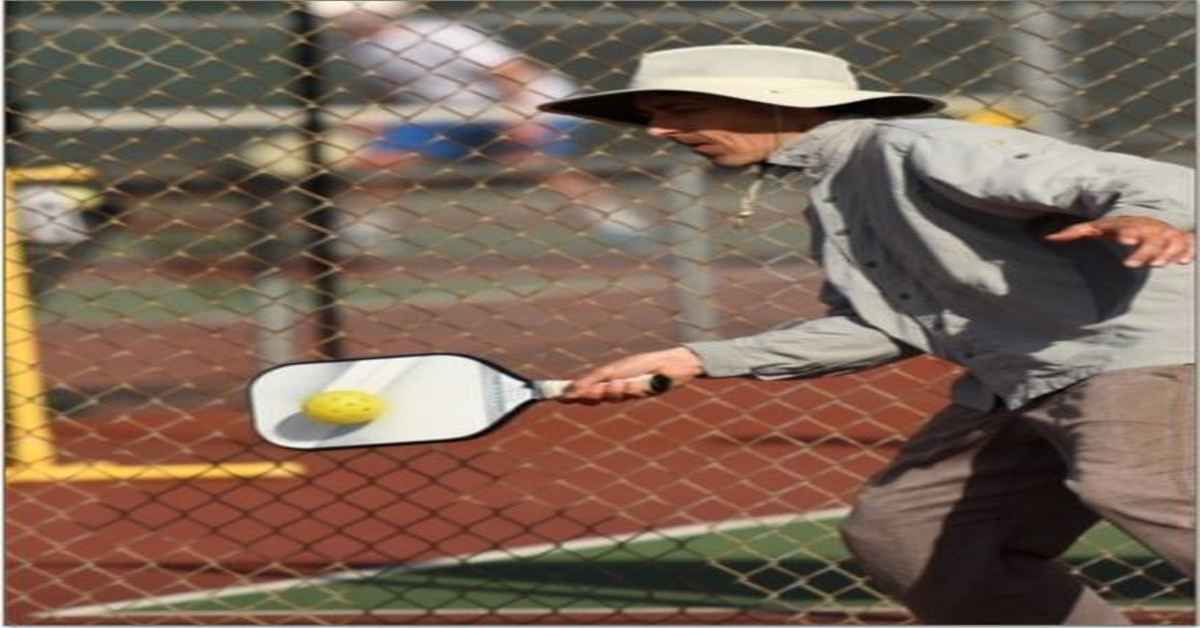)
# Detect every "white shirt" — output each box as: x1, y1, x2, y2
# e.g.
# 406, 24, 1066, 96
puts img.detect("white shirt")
346, 17, 577, 118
